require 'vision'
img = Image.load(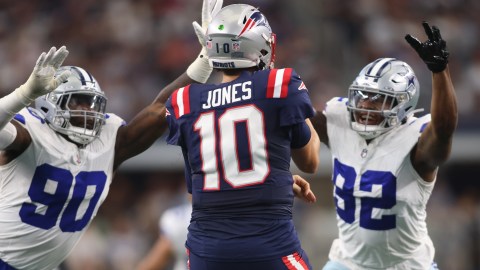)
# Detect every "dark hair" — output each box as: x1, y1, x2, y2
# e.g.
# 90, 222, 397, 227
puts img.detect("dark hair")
216, 67, 260, 76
